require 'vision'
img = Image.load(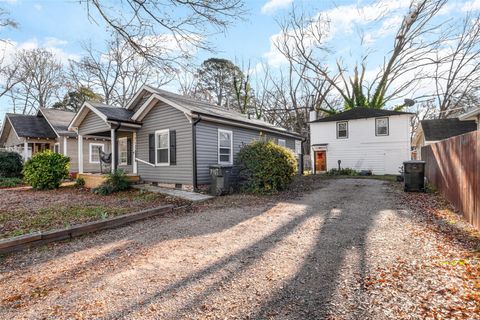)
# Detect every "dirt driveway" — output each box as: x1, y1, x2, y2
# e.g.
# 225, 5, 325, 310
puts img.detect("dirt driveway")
0, 179, 476, 319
